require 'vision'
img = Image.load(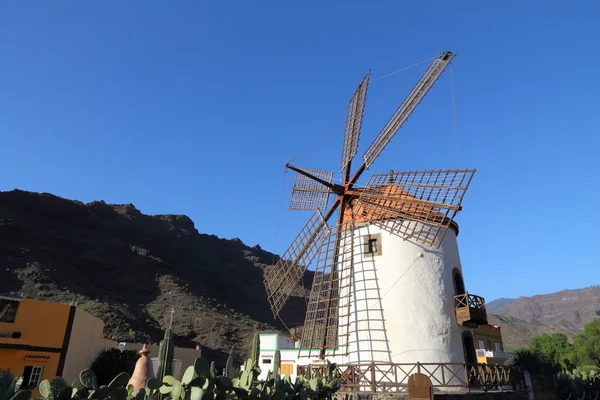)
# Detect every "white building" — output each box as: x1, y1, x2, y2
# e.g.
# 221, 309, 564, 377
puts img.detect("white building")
257, 333, 345, 381
260, 214, 487, 389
